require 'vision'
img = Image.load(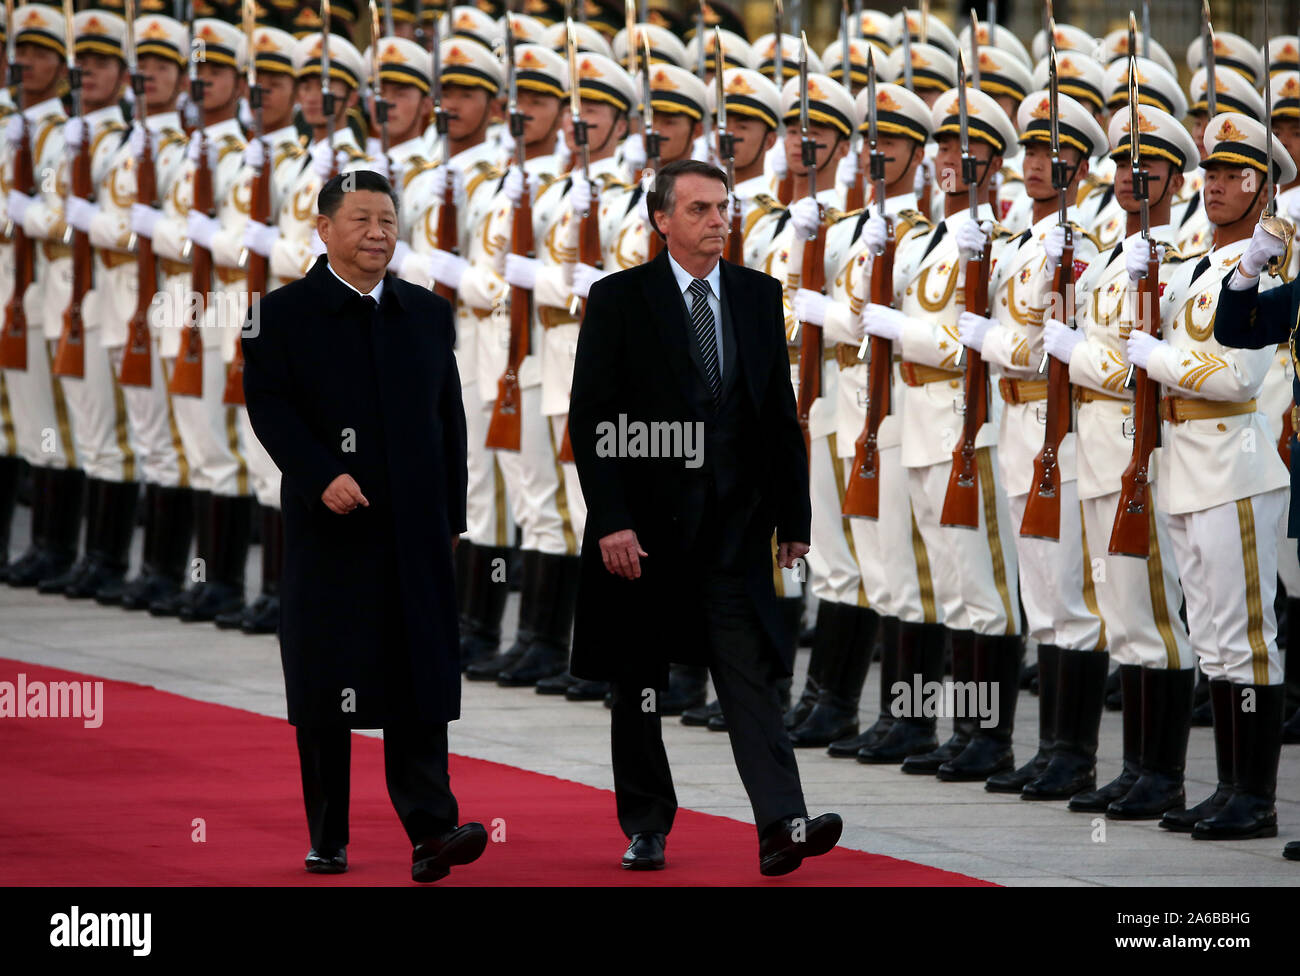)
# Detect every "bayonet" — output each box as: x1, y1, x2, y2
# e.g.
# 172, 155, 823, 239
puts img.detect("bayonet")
1261, 0, 1292, 276
321, 0, 334, 169
901, 7, 913, 91
383, 0, 394, 40
1203, 0, 1216, 119
1141, 0, 1150, 60
969, 9, 980, 92
773, 0, 784, 85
